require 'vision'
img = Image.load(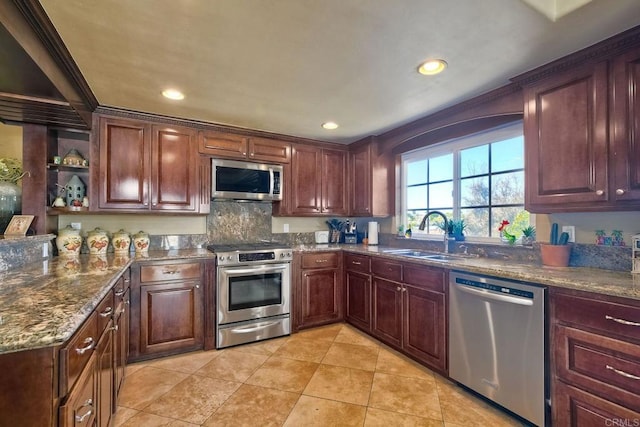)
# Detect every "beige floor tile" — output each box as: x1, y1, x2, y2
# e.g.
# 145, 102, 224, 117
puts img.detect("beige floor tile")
245, 356, 319, 393
322, 341, 379, 371
112, 406, 139, 427
364, 407, 444, 426
291, 323, 343, 342
124, 361, 147, 376
119, 411, 198, 426
203, 384, 300, 427
143, 349, 220, 374
118, 366, 189, 410
232, 336, 289, 356
435, 377, 522, 426
195, 349, 268, 382
369, 372, 442, 420
335, 325, 382, 348
273, 337, 332, 362
376, 347, 434, 379
143, 375, 241, 424
303, 364, 374, 405
283, 395, 367, 427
